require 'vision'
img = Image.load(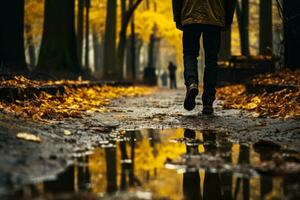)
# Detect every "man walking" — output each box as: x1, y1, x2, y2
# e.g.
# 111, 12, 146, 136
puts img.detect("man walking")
172, 0, 236, 114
